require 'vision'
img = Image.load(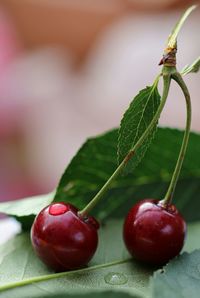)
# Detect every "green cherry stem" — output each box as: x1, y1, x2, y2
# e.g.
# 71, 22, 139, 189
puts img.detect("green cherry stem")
78, 69, 172, 217
167, 5, 196, 50
162, 72, 191, 205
